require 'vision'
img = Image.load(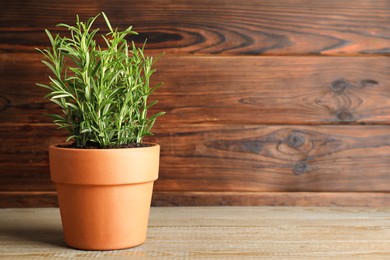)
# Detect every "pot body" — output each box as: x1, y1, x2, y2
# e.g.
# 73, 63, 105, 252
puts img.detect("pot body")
49, 143, 159, 250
